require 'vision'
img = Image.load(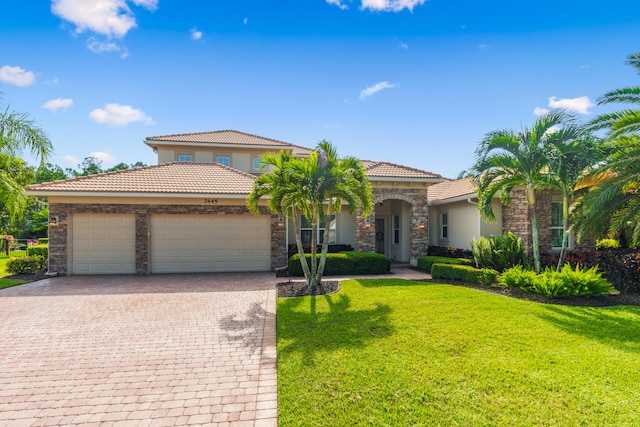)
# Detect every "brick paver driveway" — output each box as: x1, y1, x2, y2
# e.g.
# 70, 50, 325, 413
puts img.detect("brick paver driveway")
0, 273, 278, 427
